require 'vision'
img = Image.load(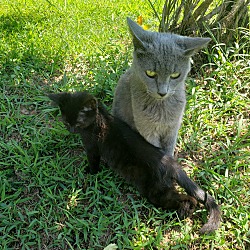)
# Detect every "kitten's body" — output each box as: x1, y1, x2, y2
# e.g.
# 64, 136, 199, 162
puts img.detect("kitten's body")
49, 91, 220, 234
112, 18, 210, 156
